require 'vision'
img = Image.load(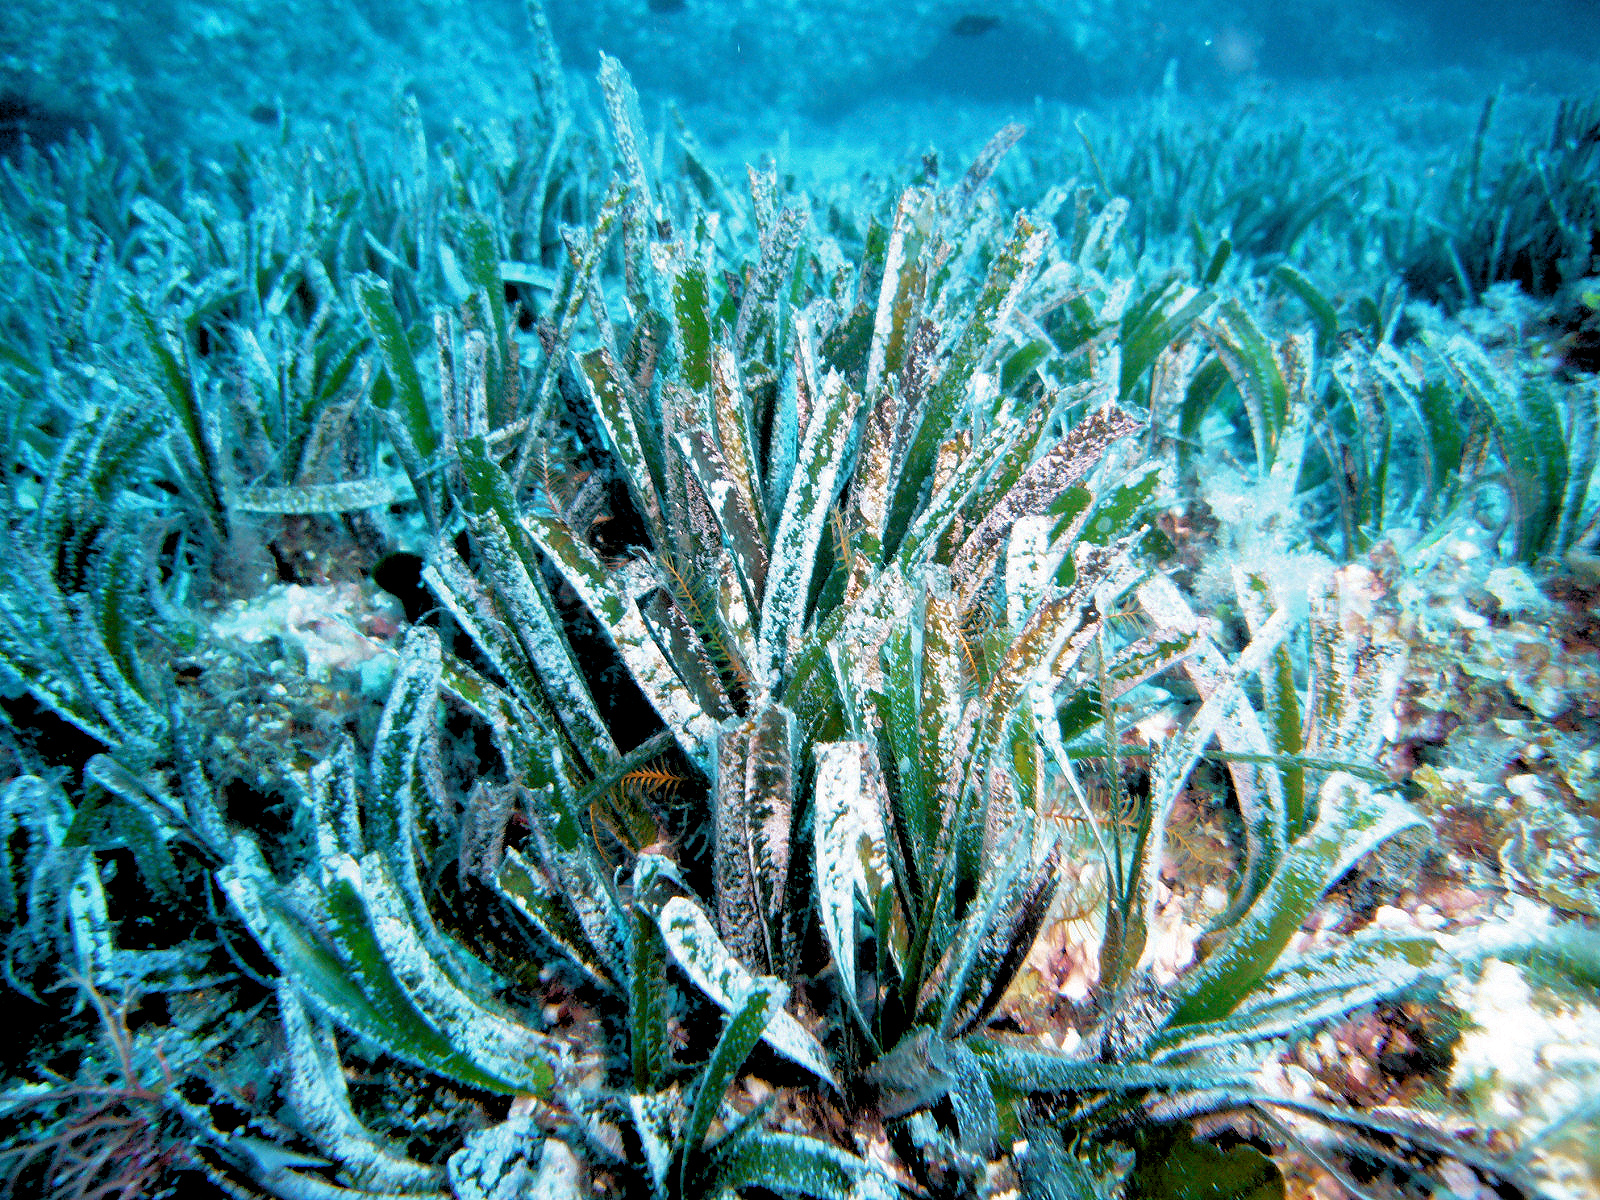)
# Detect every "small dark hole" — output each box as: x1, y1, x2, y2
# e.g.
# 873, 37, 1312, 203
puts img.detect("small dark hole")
373, 552, 429, 625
